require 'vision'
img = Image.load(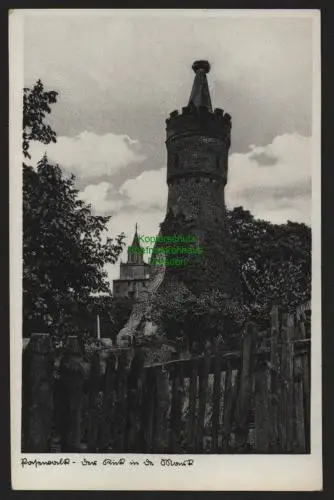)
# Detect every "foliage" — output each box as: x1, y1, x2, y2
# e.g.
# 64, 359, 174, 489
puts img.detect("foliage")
23, 81, 125, 336
227, 206, 311, 312
23, 155, 125, 336
107, 297, 134, 338
23, 79, 58, 159
151, 288, 260, 349
152, 207, 311, 346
